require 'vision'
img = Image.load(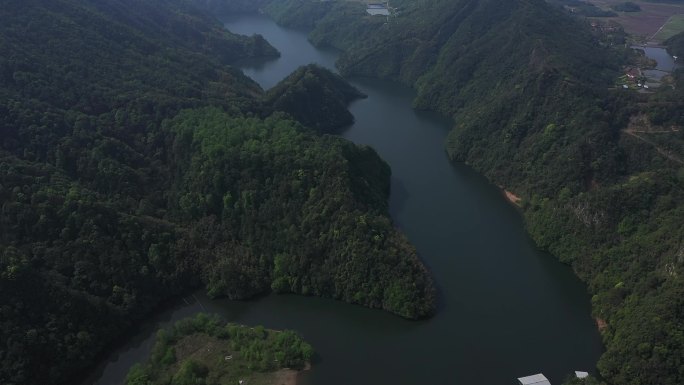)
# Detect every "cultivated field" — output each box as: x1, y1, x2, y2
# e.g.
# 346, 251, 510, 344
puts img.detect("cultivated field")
653, 14, 684, 41
589, 0, 684, 41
